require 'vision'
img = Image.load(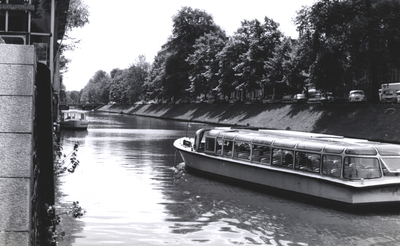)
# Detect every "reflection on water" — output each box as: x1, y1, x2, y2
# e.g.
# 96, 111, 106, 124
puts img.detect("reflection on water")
57, 112, 400, 246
